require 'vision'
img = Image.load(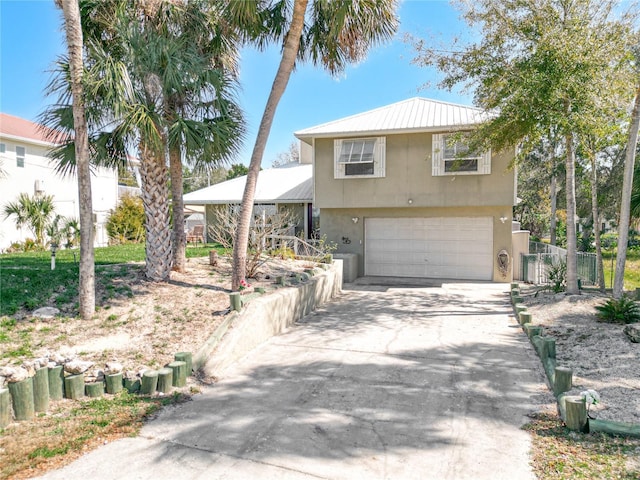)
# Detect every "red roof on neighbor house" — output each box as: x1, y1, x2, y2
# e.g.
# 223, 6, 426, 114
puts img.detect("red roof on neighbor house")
0, 113, 62, 145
